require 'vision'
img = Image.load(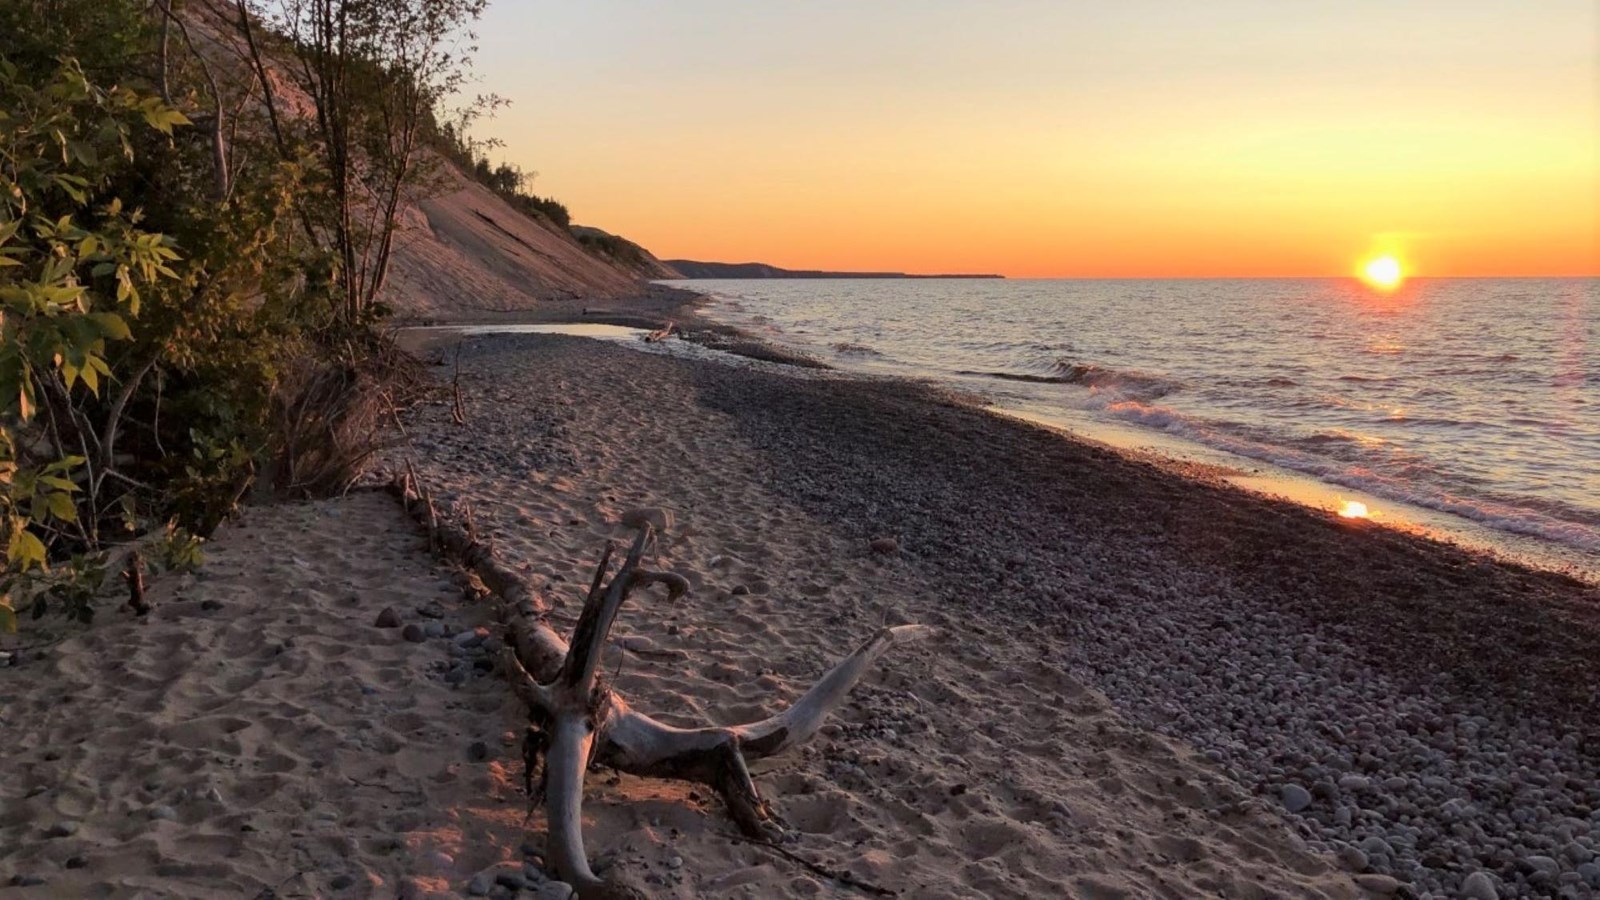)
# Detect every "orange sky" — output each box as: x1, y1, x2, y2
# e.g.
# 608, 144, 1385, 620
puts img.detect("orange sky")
472, 1, 1599, 277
